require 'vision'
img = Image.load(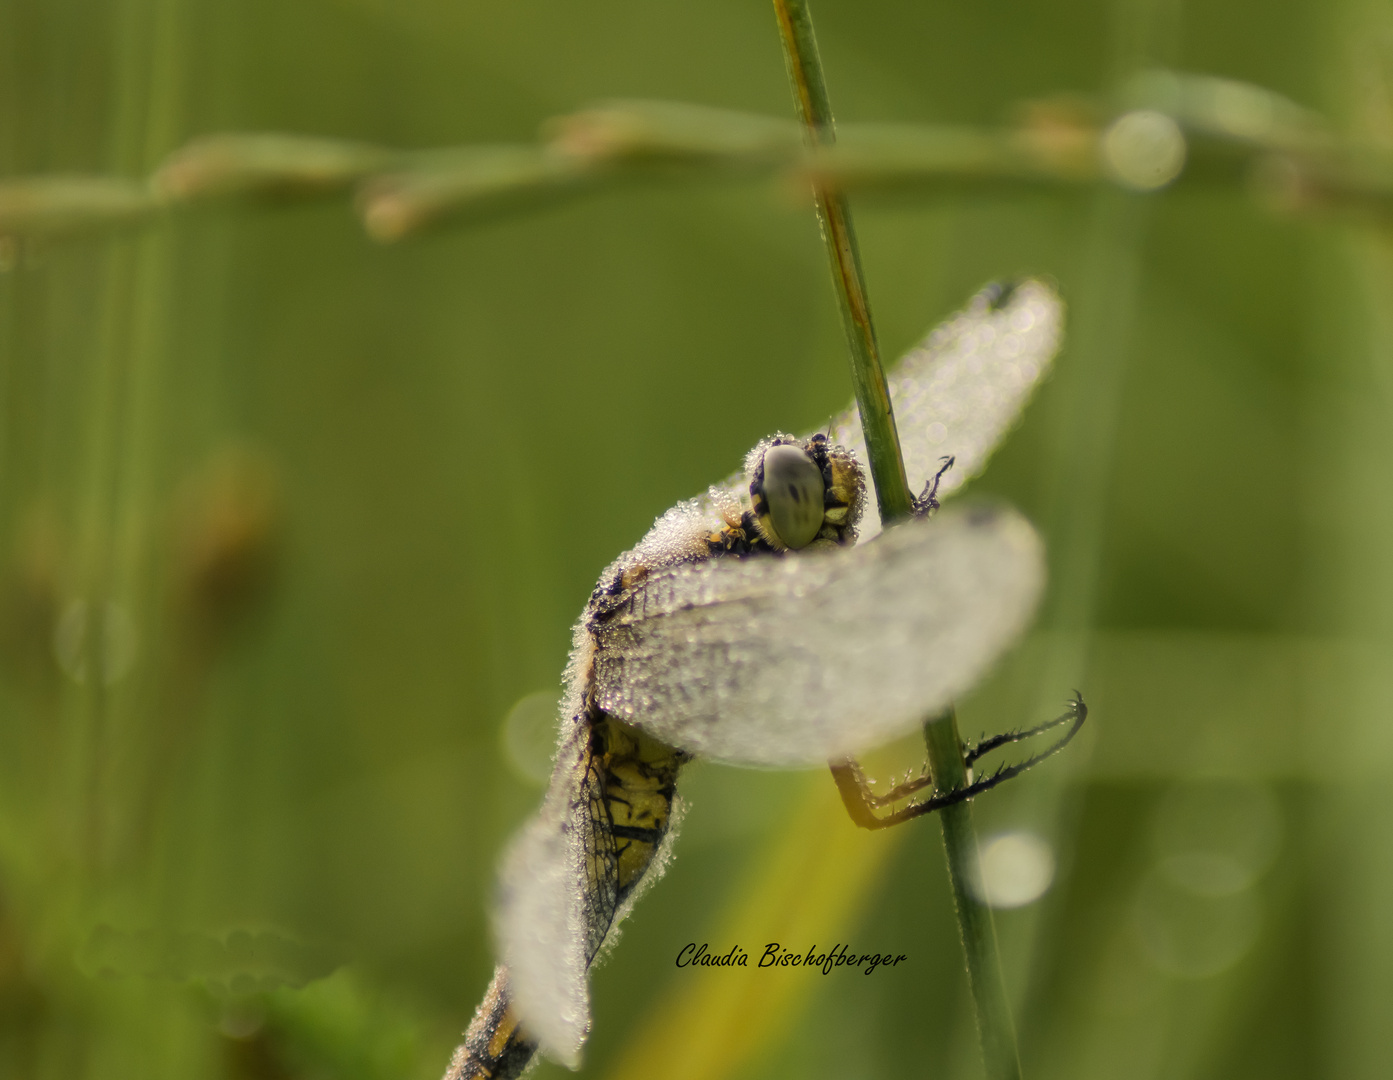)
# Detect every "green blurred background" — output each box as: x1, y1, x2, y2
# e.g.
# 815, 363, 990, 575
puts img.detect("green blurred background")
2, 0, 1392, 1077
